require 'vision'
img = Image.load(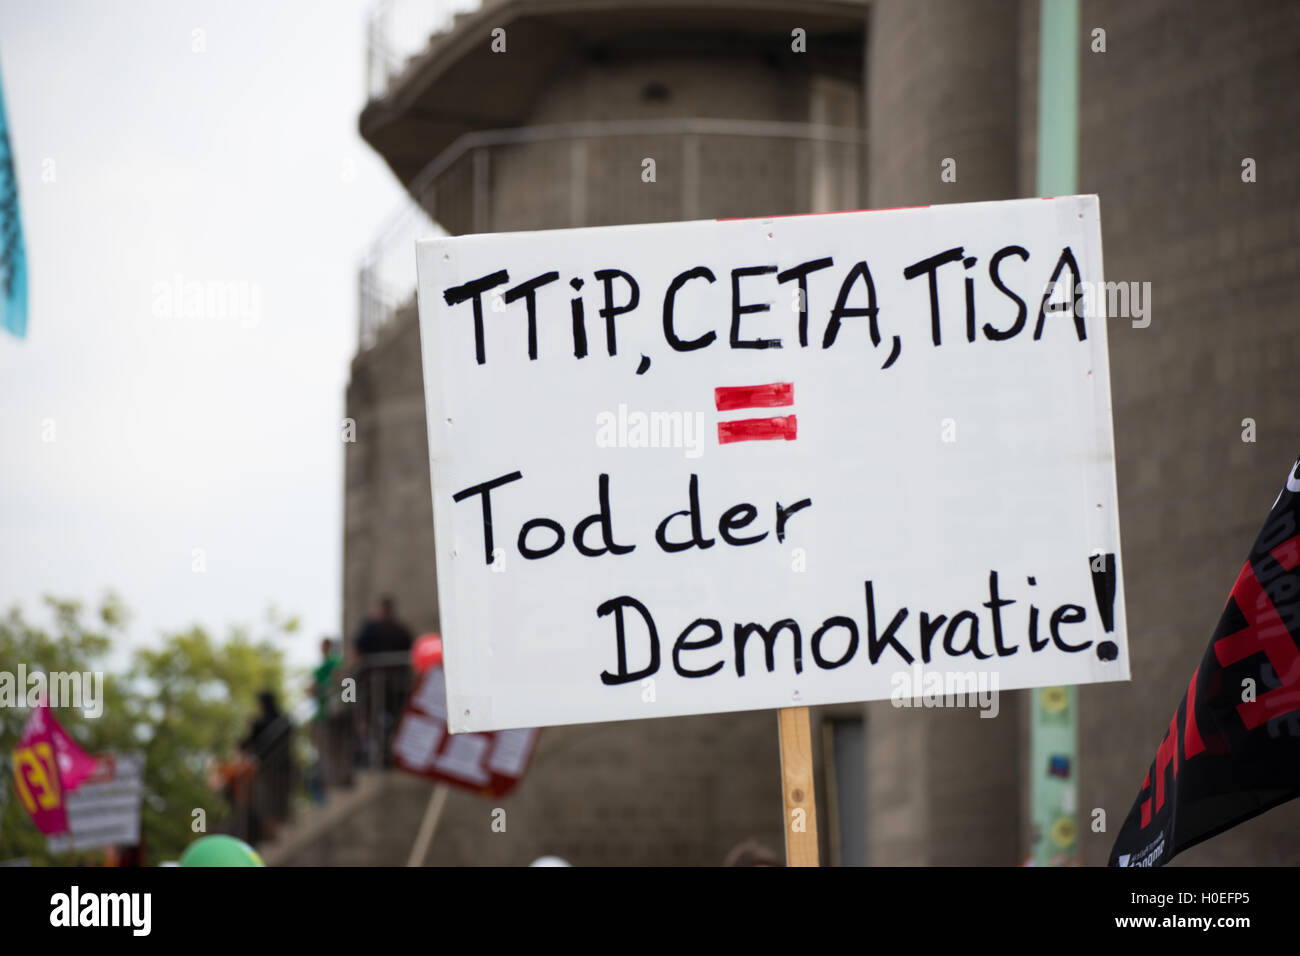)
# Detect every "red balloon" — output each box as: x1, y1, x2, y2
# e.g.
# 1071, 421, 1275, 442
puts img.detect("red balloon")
412, 633, 443, 673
